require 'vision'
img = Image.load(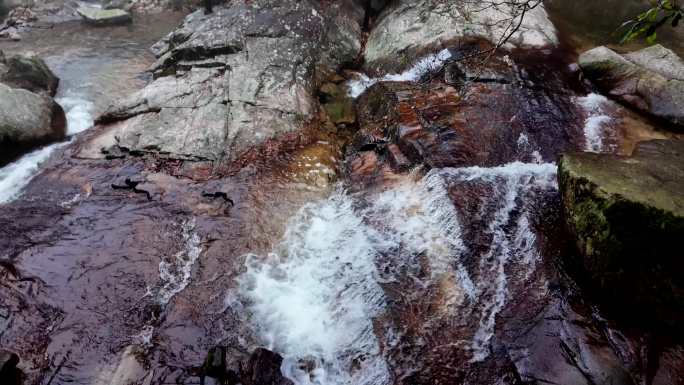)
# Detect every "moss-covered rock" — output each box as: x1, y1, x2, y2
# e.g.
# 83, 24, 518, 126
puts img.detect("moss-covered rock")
559, 139, 684, 324
76, 6, 132, 25
319, 82, 356, 126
